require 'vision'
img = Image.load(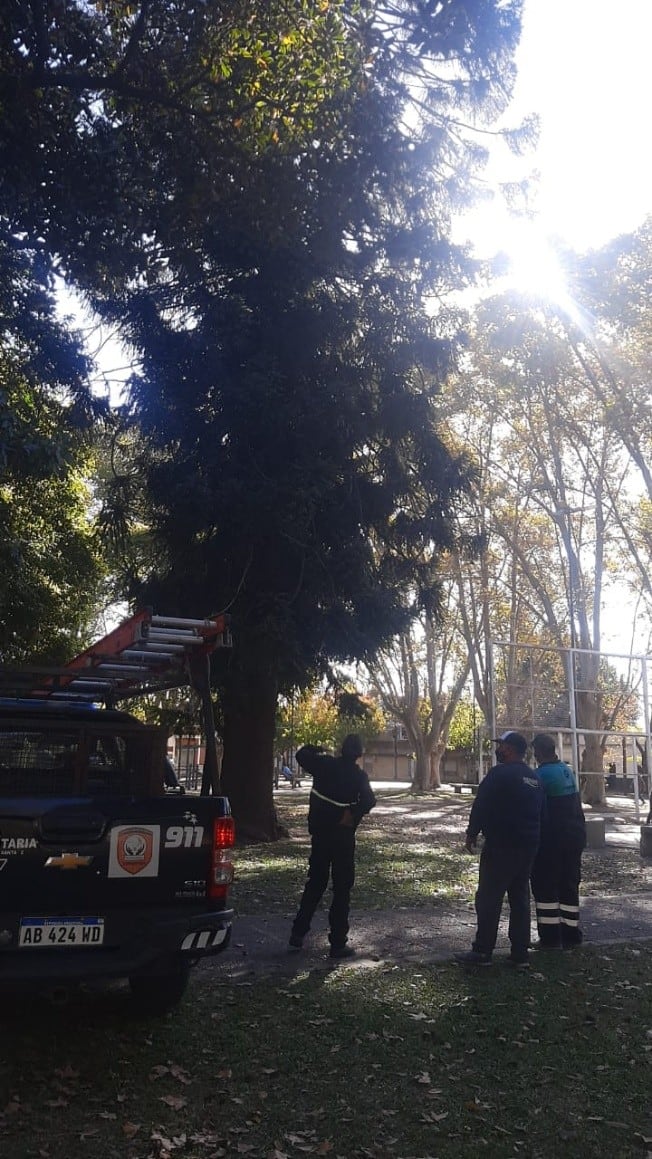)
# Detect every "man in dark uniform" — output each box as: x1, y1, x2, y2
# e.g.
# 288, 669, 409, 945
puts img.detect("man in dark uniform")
530, 732, 586, 948
289, 734, 376, 959
455, 731, 544, 970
